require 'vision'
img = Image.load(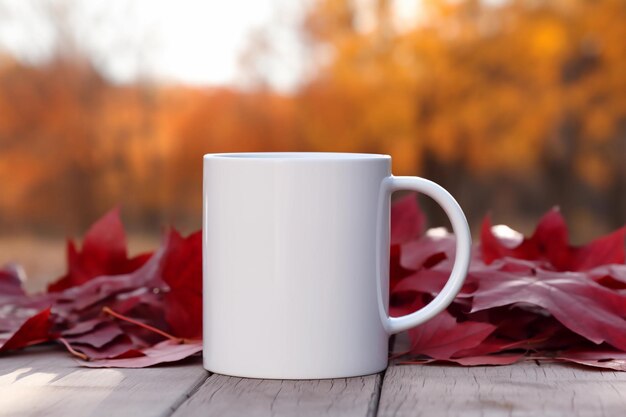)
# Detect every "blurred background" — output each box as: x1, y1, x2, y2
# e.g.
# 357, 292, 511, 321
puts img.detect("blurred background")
0, 0, 624, 291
